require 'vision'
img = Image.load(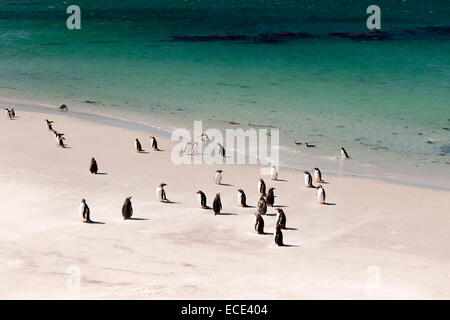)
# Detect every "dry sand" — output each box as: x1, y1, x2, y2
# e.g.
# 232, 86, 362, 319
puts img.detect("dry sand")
0, 109, 449, 299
